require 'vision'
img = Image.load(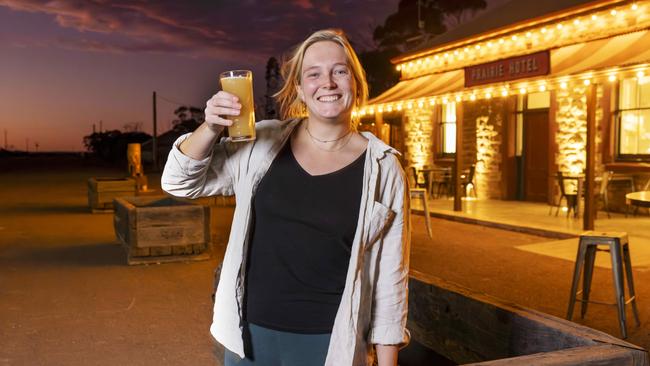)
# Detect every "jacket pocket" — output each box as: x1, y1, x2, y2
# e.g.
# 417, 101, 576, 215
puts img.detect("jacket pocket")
366, 201, 396, 248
